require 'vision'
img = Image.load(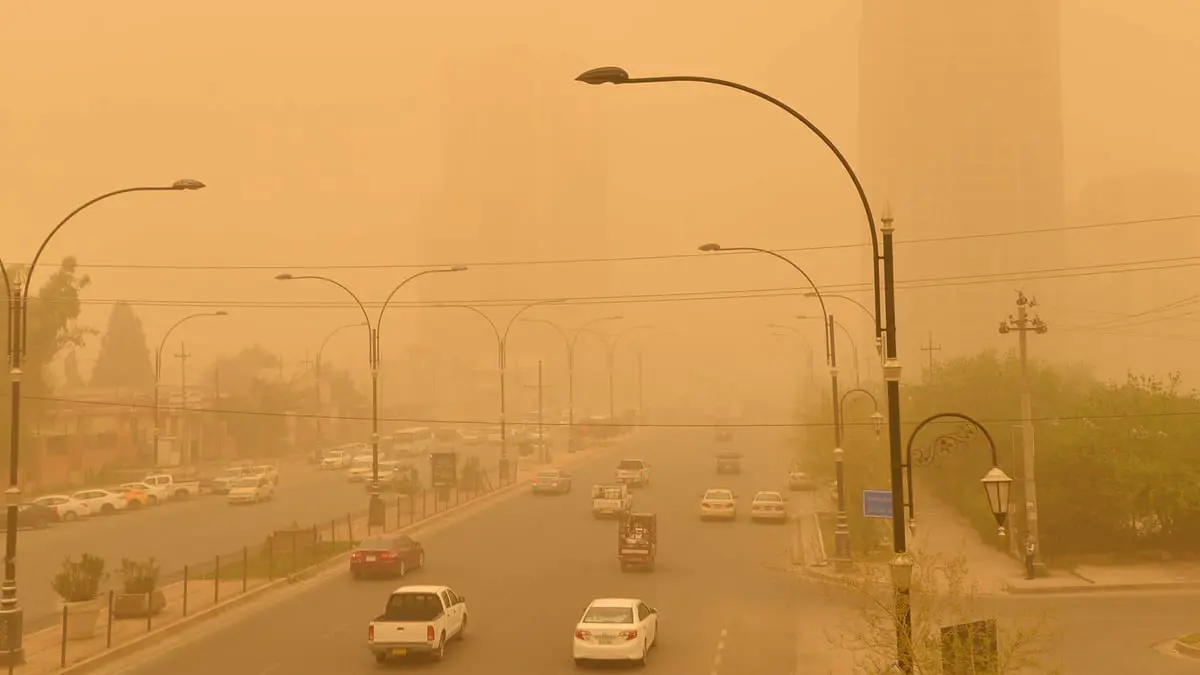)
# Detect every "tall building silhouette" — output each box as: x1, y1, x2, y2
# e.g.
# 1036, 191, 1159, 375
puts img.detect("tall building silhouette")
858, 2, 1066, 369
